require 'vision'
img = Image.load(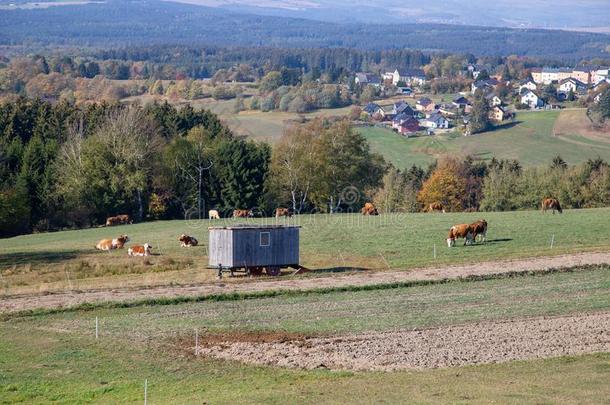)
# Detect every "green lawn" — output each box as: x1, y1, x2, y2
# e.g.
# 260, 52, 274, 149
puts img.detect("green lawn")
361, 110, 610, 169
2, 208, 610, 293
1, 267, 608, 403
